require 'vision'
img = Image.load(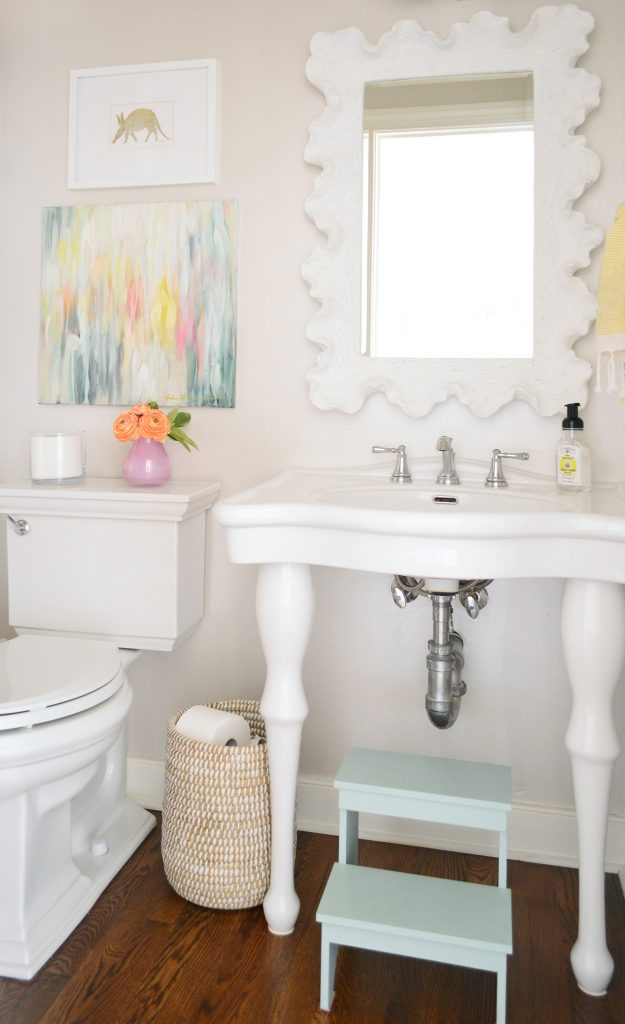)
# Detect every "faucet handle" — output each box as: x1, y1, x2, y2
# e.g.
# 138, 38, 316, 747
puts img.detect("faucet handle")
485, 449, 529, 488
372, 444, 412, 483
